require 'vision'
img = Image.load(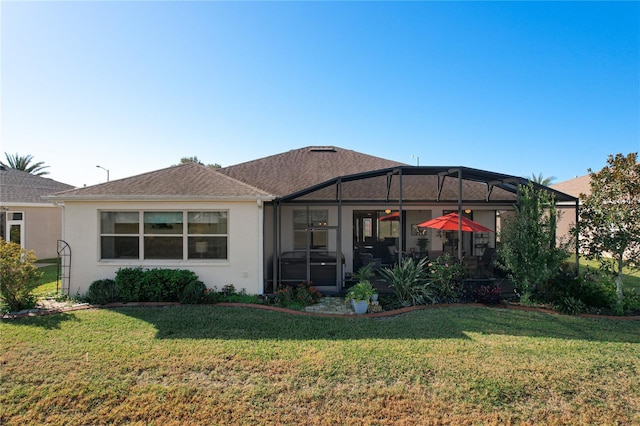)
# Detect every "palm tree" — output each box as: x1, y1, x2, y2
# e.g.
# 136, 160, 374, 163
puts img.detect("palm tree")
529, 172, 556, 187
1, 153, 50, 176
